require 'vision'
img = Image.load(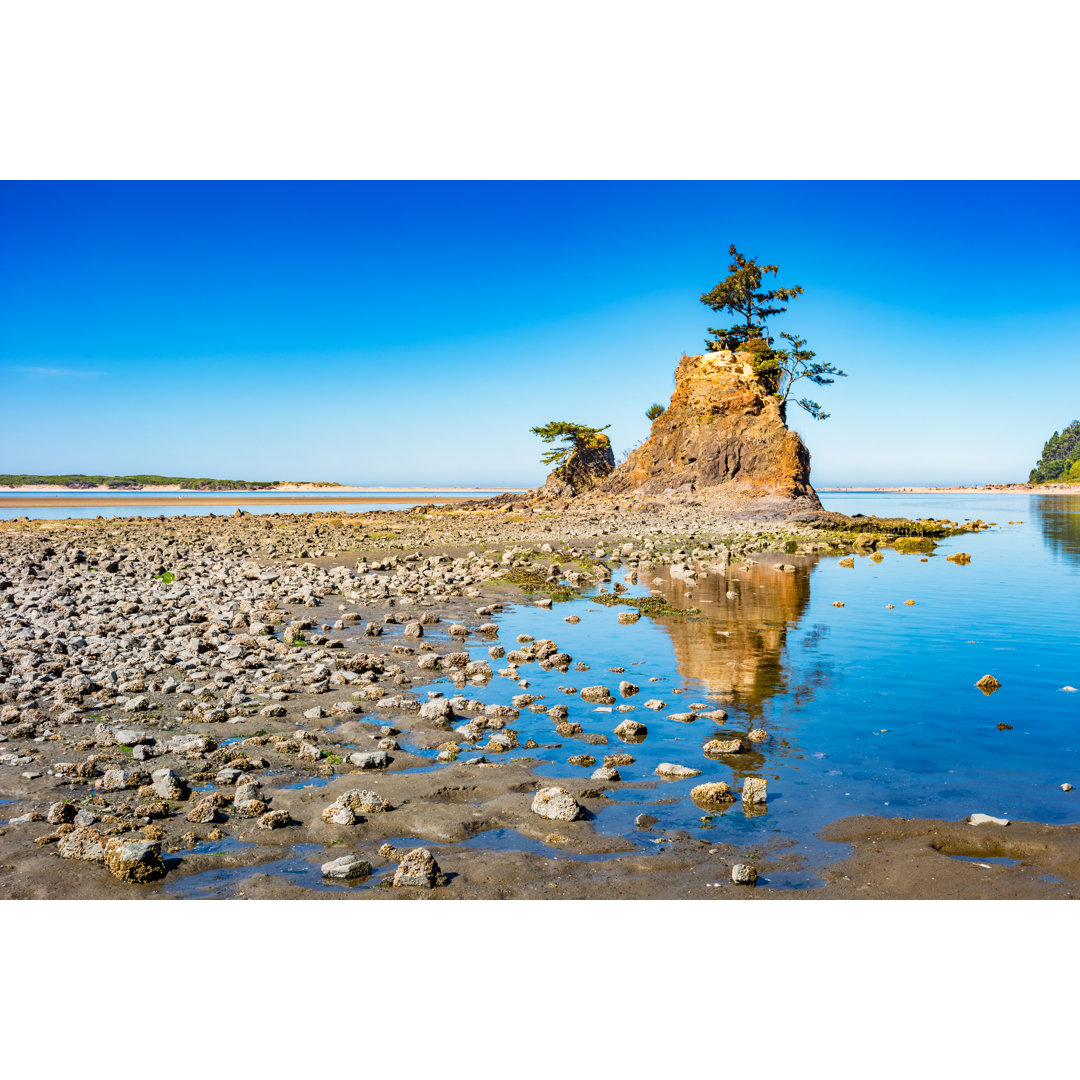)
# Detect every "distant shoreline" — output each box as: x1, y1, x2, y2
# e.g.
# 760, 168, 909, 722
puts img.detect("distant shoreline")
819, 483, 1080, 495
0, 484, 527, 495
